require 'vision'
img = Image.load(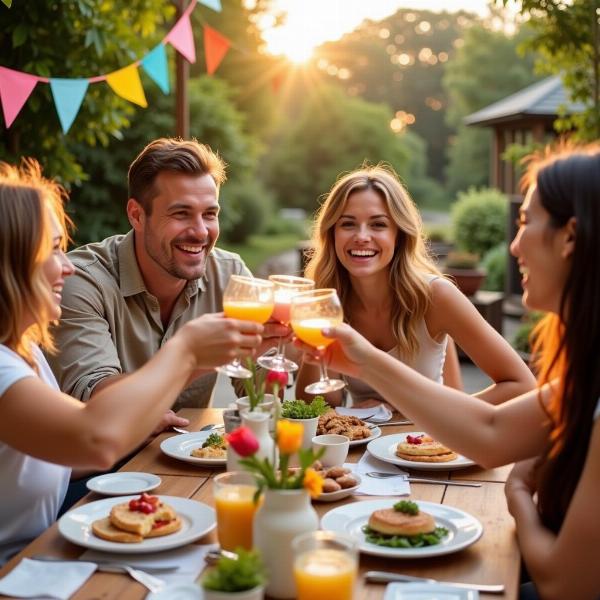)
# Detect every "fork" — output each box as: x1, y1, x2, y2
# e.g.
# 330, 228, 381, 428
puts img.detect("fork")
365, 472, 482, 487
172, 423, 223, 434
